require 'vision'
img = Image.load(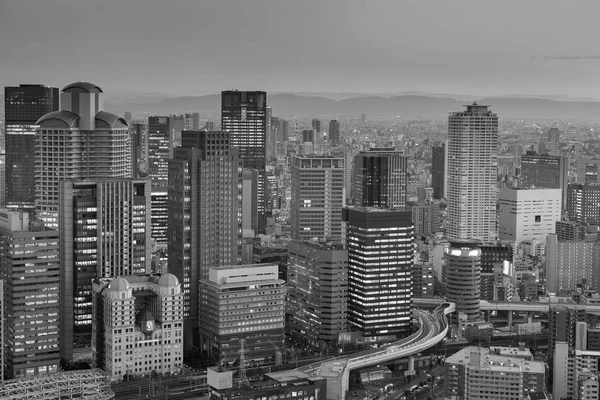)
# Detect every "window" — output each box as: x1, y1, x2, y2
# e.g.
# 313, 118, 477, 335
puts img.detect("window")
535, 215, 541, 223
